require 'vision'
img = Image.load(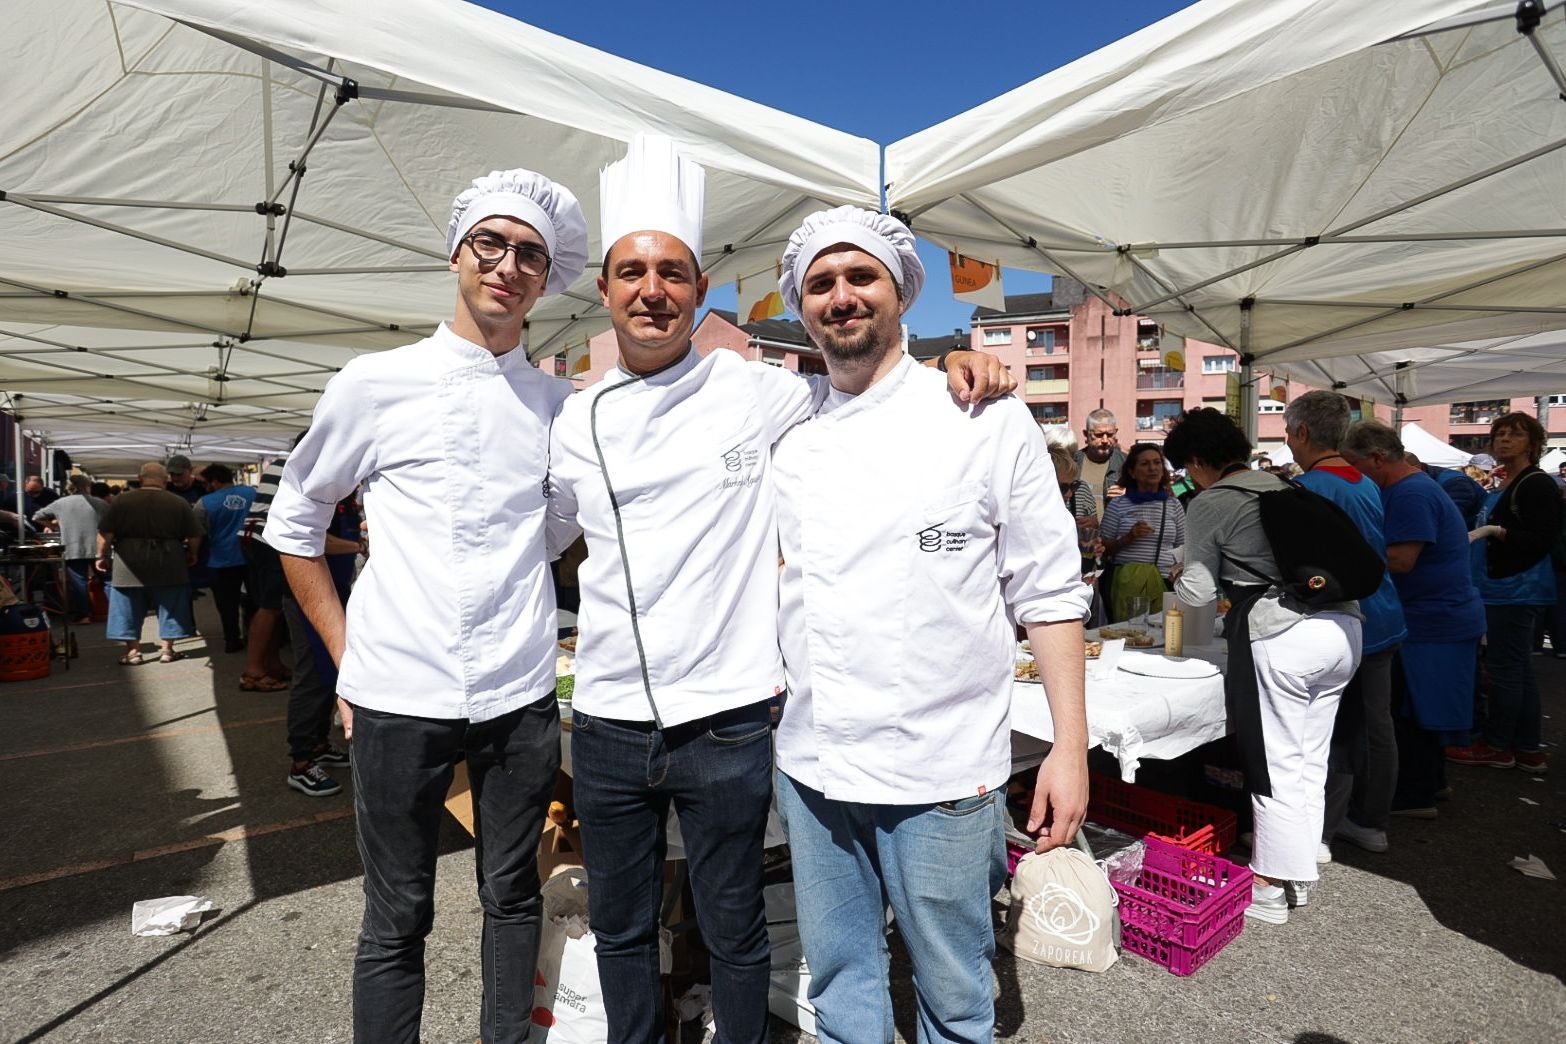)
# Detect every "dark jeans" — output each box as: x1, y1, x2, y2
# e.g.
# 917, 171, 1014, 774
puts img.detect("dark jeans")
350, 696, 560, 1044
283, 596, 335, 763
1324, 646, 1399, 835
209, 565, 248, 645
64, 558, 93, 619
571, 700, 773, 1044
1482, 603, 1546, 751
